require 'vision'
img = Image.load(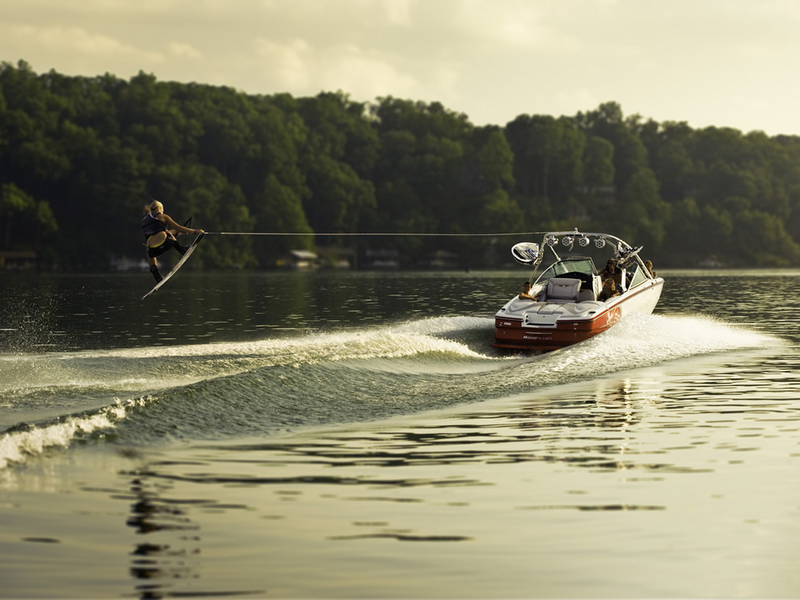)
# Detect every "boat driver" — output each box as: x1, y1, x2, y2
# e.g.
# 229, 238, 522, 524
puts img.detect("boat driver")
600, 258, 625, 288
